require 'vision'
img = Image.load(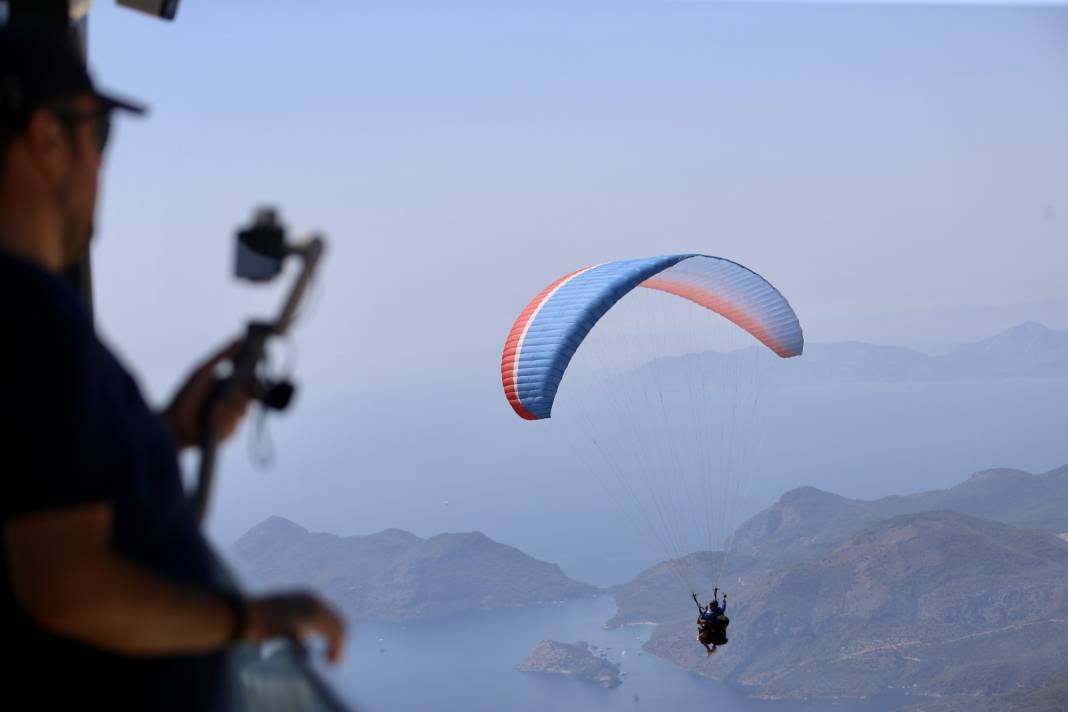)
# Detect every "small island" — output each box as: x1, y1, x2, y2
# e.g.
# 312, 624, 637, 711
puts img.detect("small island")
517, 640, 622, 689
